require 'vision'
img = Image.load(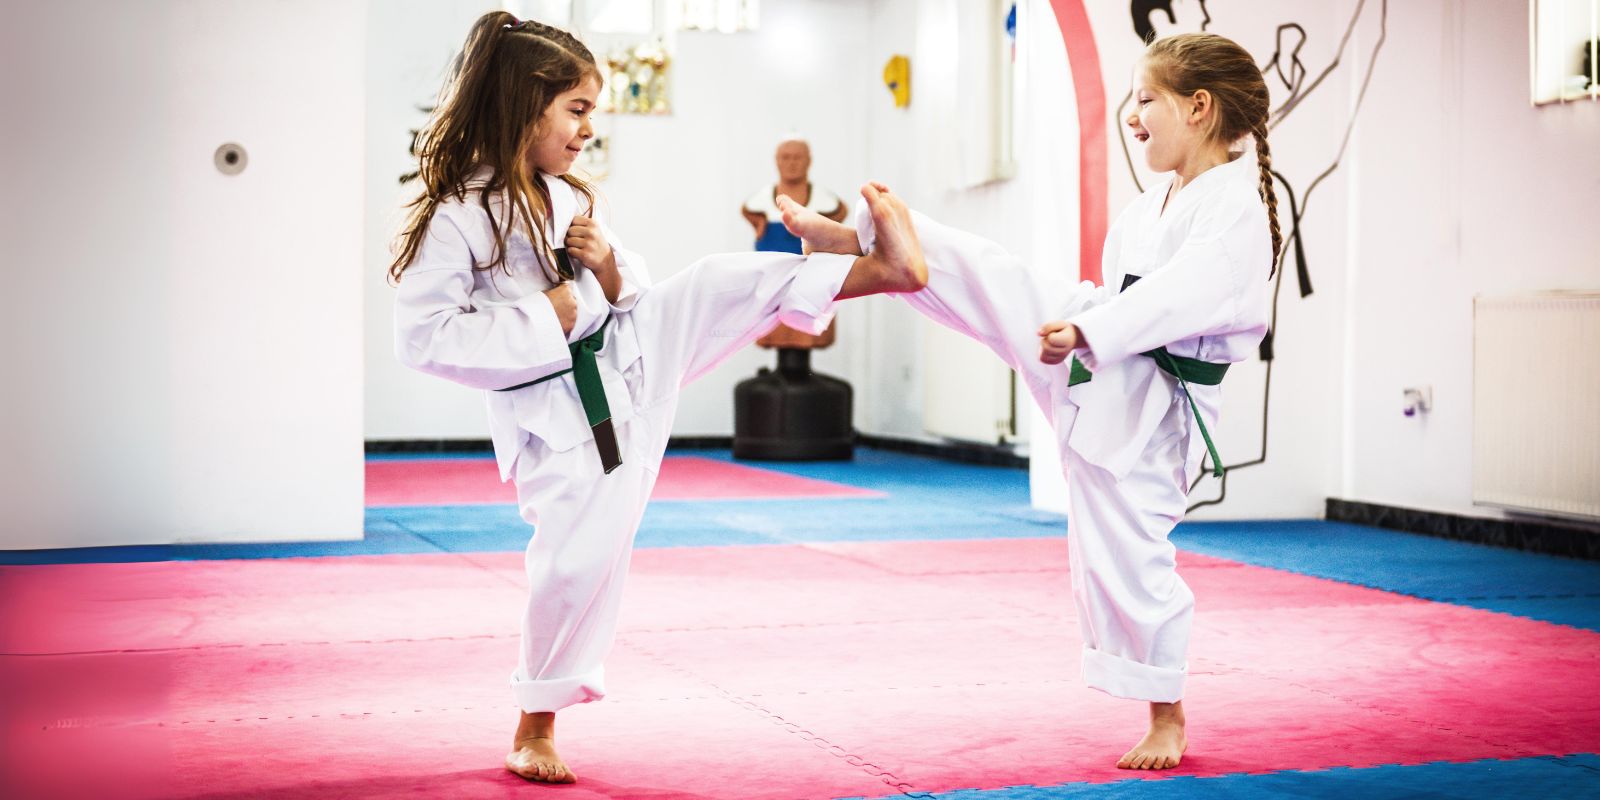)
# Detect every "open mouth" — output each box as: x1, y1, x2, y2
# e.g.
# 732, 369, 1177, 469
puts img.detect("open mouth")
1134, 132, 1150, 143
